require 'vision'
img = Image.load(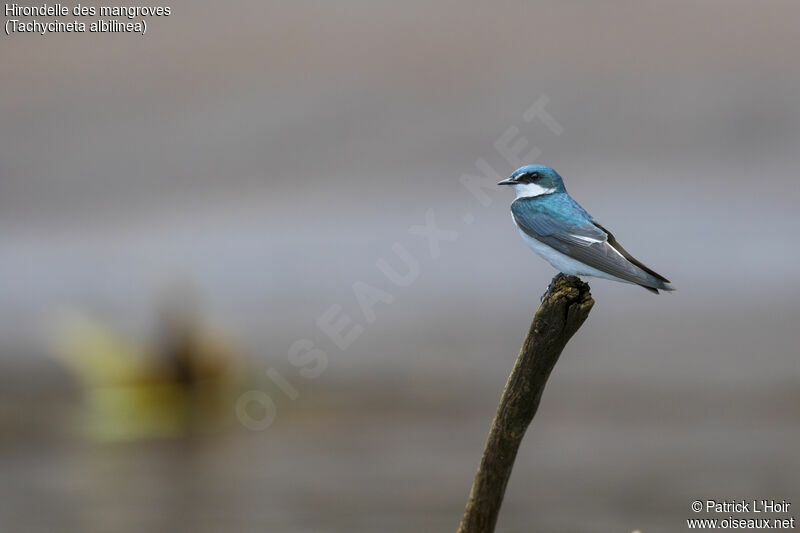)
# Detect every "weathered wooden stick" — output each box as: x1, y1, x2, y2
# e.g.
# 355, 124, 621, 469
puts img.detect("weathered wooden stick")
457, 275, 595, 533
